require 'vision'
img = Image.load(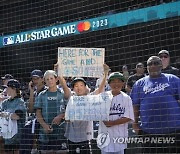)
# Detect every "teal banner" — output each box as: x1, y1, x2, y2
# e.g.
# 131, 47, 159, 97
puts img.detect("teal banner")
0, 1, 180, 48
